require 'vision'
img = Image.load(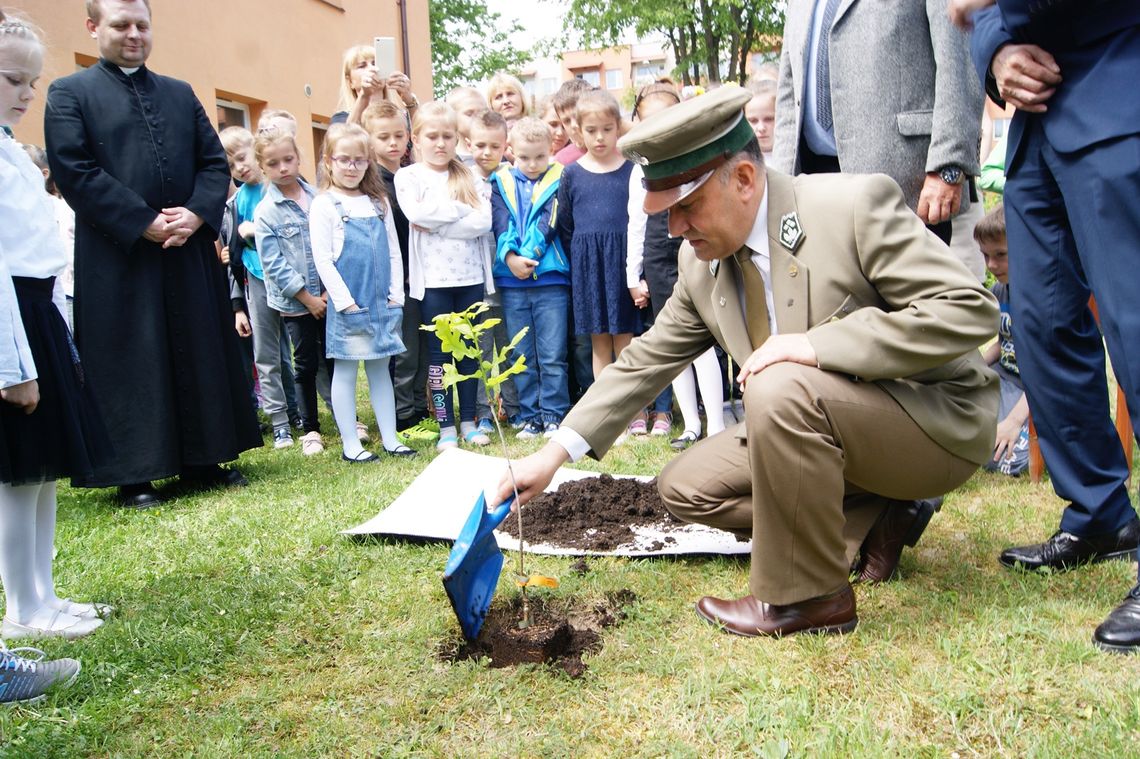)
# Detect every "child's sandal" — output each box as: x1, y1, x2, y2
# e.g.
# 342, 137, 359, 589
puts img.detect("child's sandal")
384, 444, 417, 458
